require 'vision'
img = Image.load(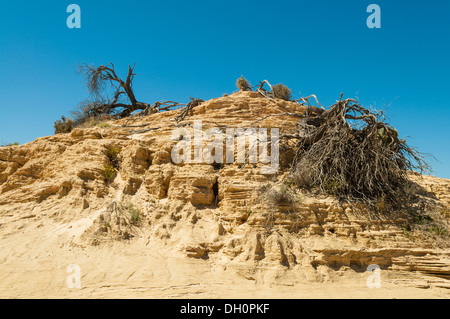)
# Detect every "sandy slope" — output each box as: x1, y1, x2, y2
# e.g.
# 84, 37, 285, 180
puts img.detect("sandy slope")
0, 215, 447, 299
